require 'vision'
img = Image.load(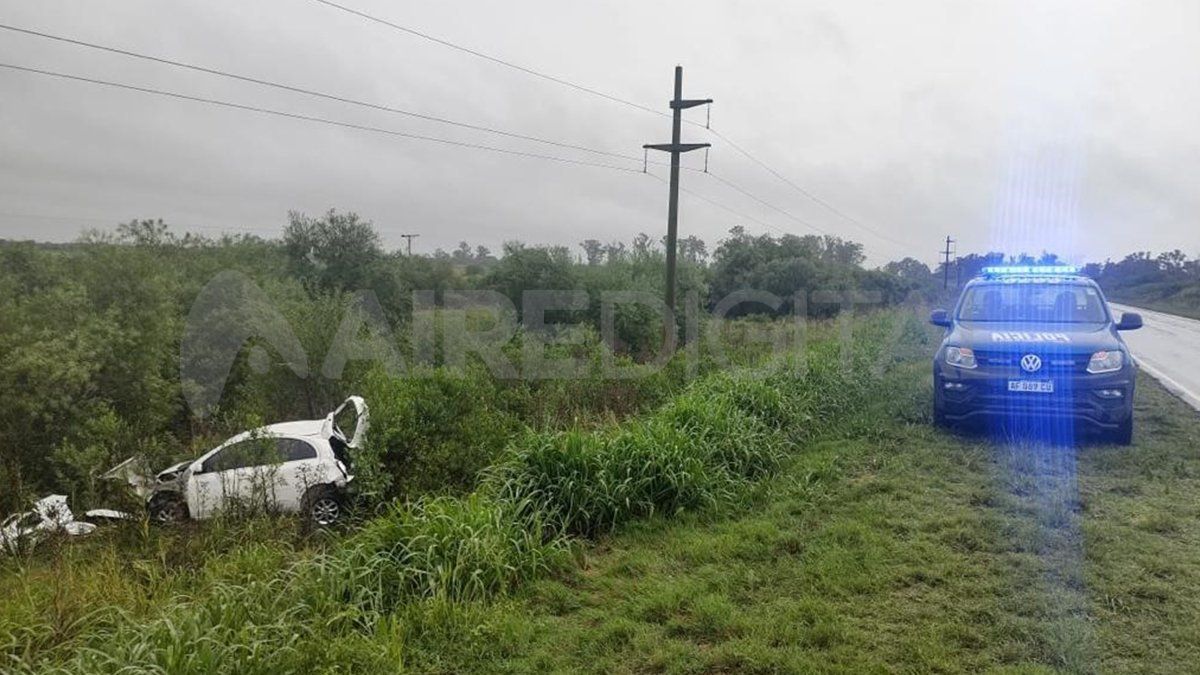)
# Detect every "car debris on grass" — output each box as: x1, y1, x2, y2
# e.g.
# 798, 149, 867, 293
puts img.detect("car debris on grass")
0, 494, 98, 555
